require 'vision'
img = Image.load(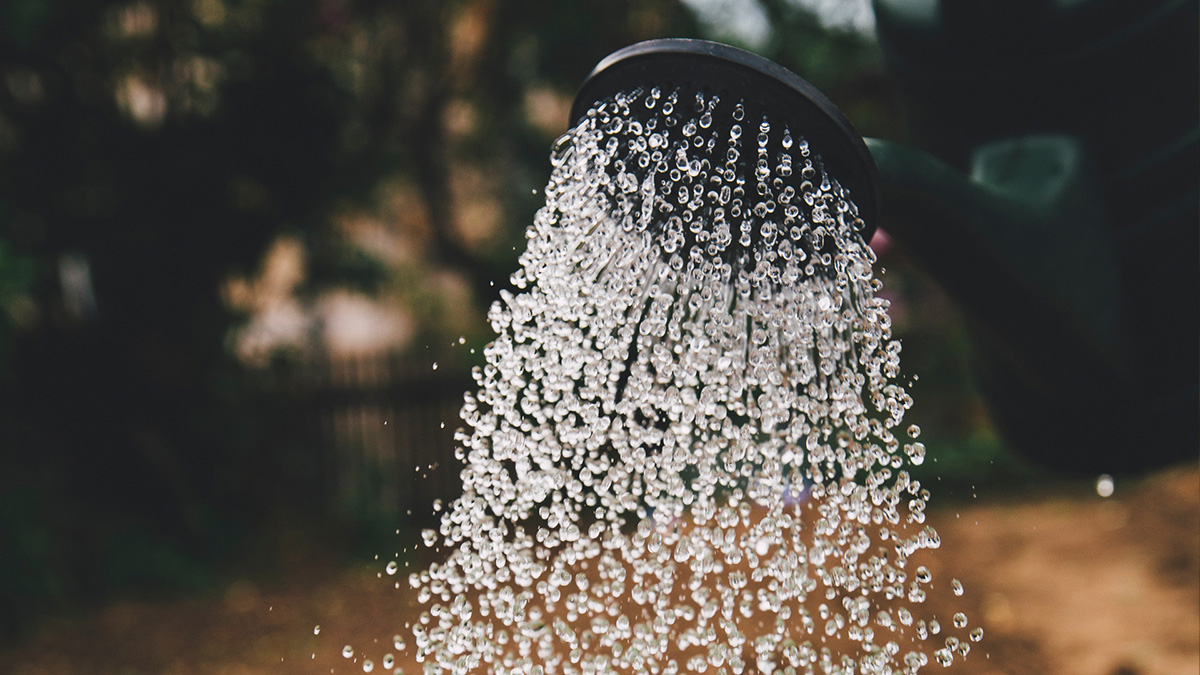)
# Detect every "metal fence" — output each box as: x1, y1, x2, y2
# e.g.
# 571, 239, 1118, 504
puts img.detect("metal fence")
303, 352, 472, 523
